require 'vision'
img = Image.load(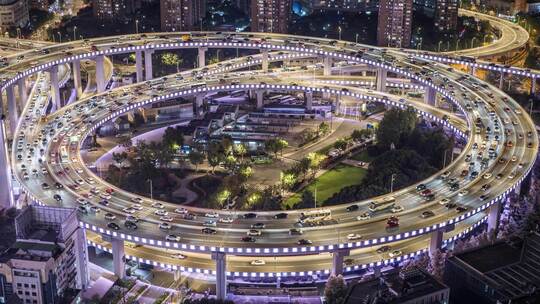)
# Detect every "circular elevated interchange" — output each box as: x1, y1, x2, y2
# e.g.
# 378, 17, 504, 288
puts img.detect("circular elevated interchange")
0, 32, 538, 294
